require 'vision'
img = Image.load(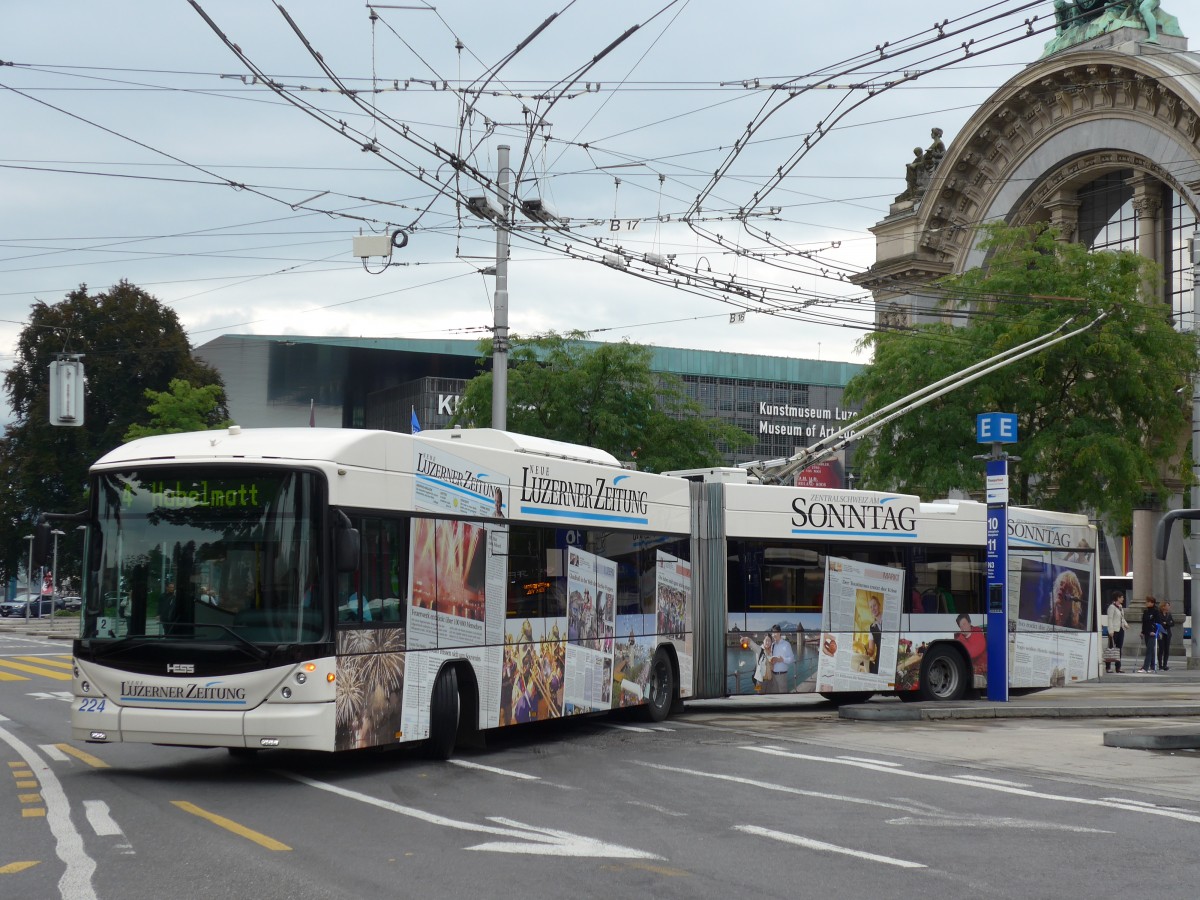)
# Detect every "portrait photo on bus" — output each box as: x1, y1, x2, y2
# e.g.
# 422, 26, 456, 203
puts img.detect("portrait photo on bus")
1017, 557, 1093, 630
